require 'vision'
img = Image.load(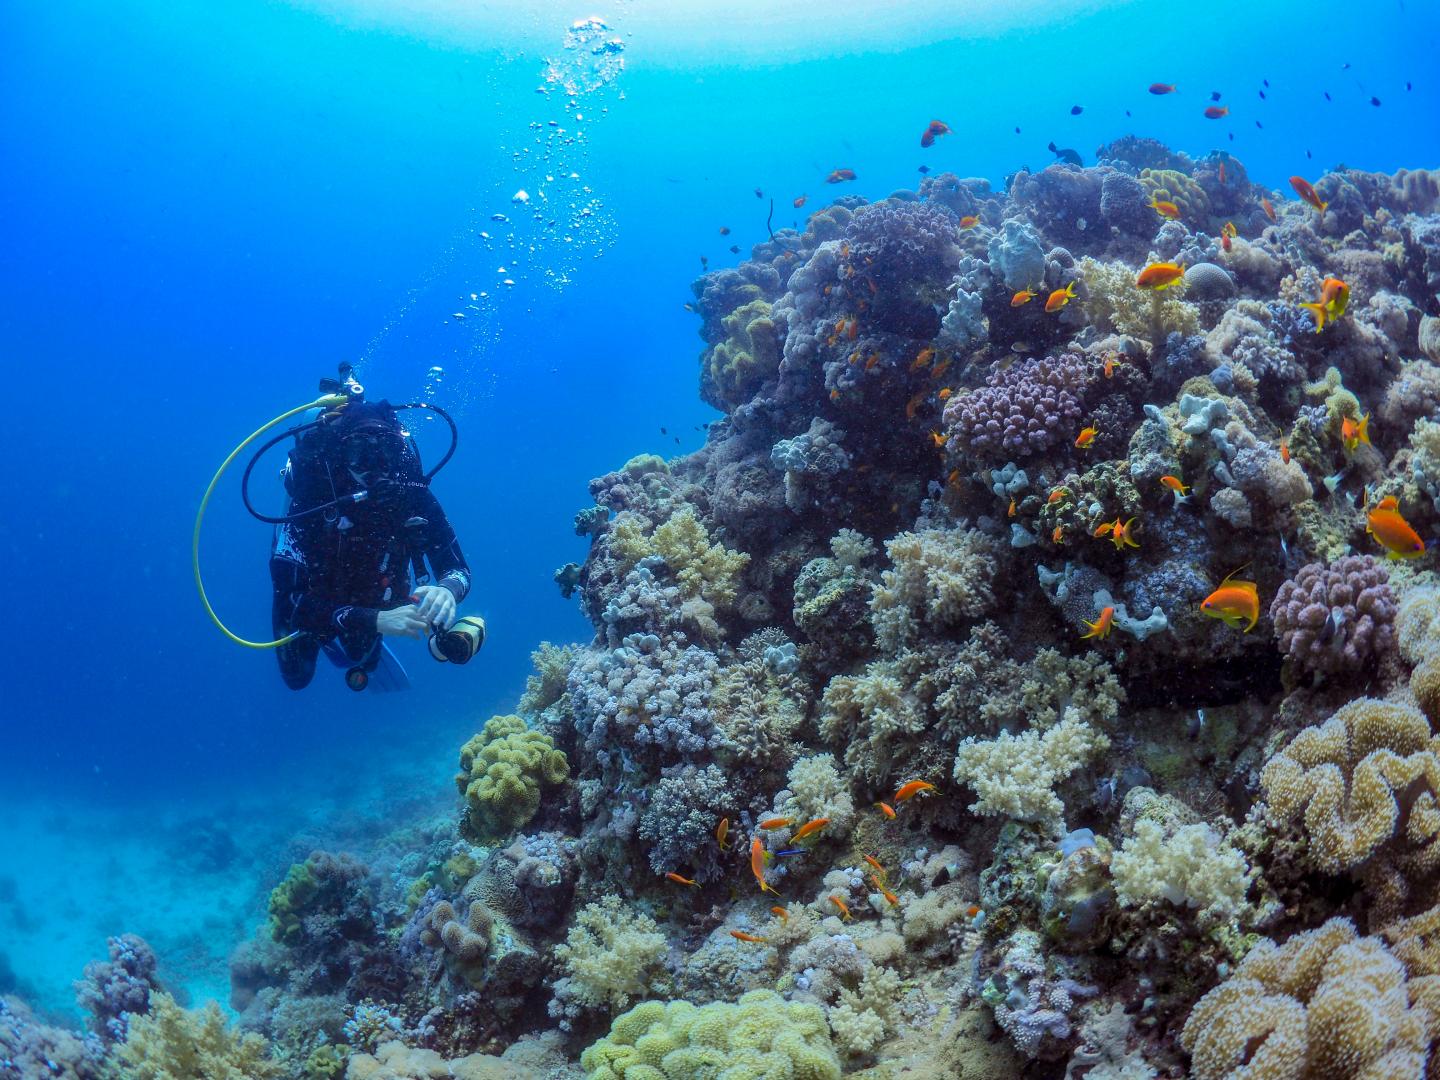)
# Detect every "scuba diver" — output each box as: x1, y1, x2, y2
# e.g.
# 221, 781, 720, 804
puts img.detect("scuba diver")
197, 365, 485, 691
